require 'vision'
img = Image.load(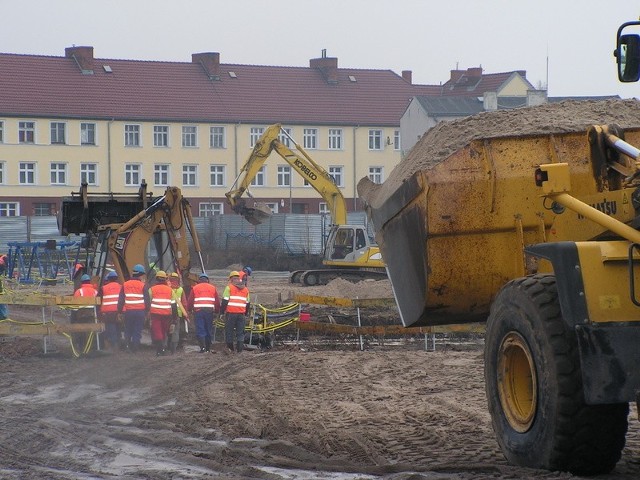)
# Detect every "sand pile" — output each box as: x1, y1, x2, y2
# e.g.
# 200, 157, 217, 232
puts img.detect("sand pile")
303, 277, 393, 299
358, 98, 640, 208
